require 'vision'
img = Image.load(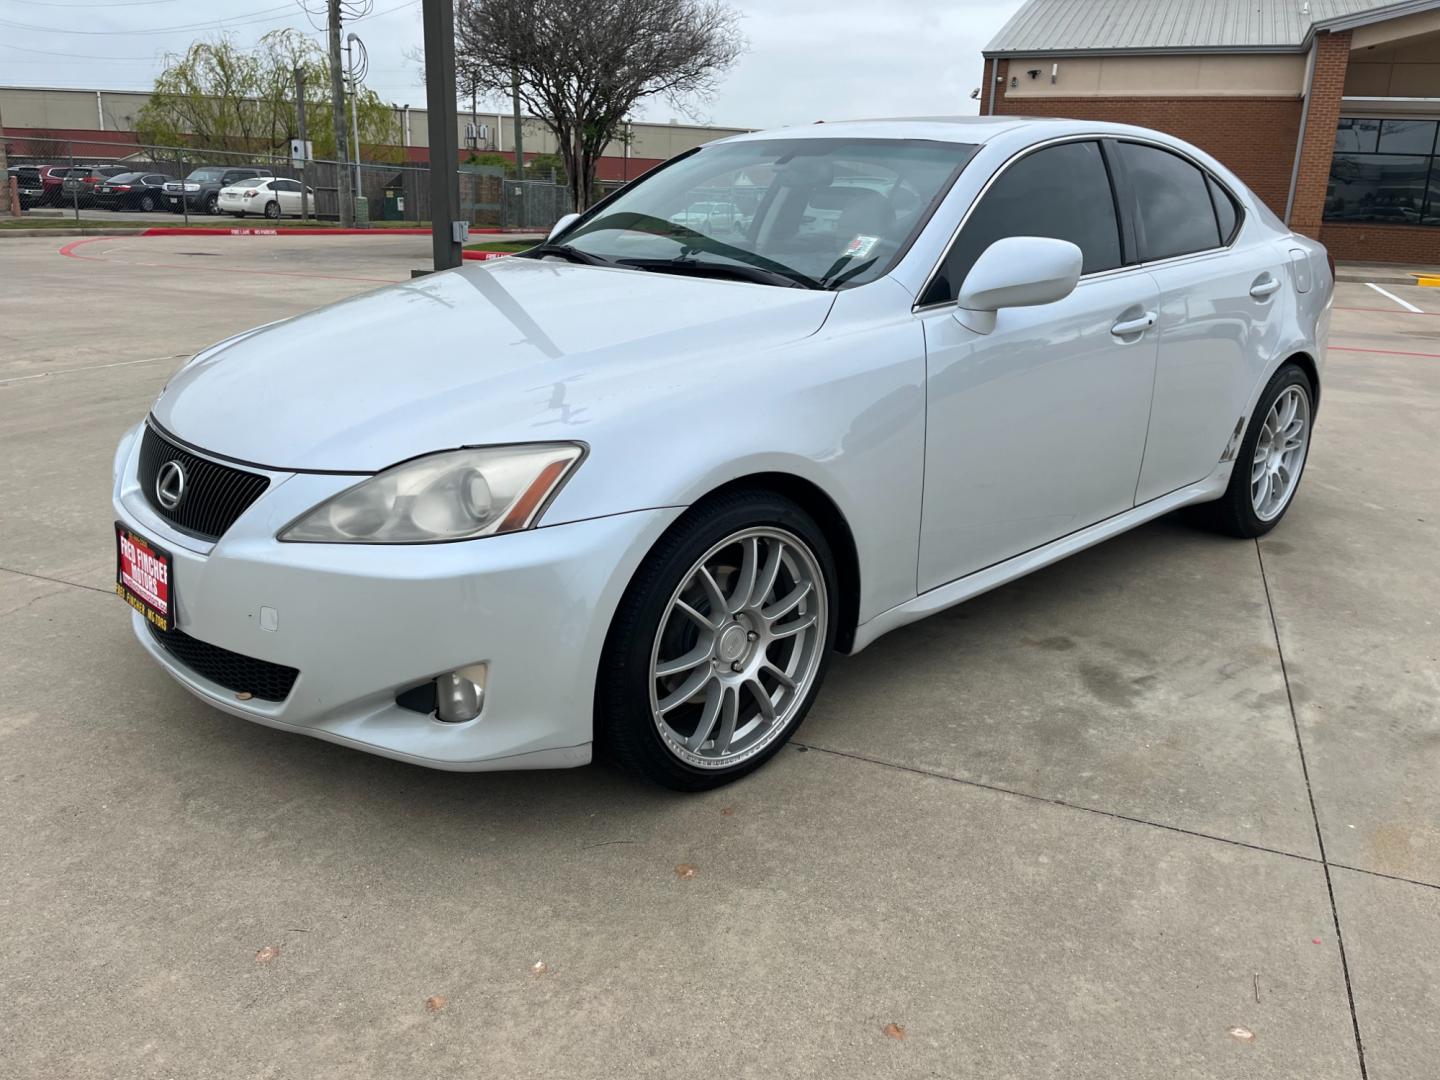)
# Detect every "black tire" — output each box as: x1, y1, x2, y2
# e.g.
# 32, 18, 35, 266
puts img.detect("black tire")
597, 489, 839, 791
1188, 363, 1315, 538
140, 194, 156, 212
205, 193, 220, 215
264, 200, 281, 220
